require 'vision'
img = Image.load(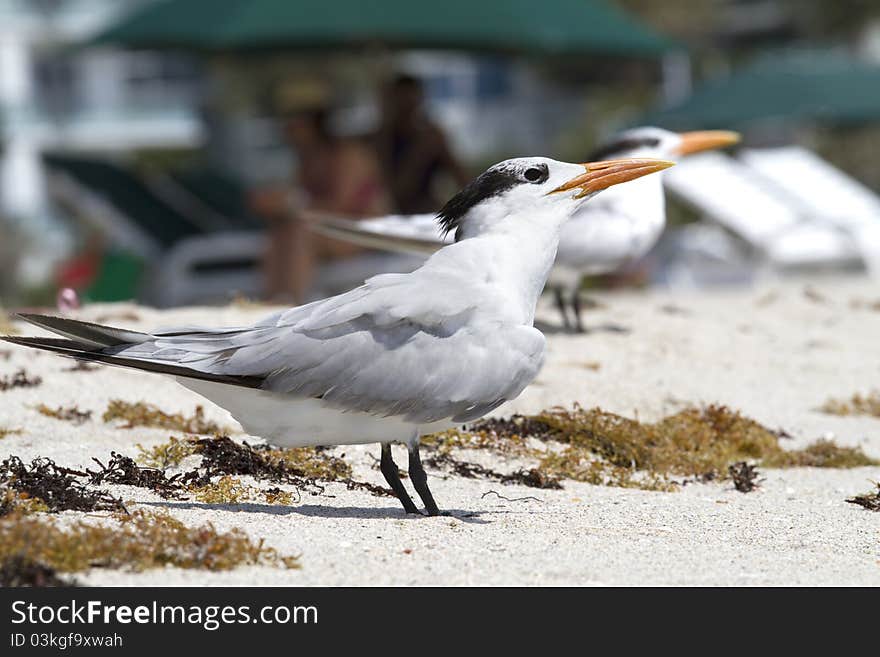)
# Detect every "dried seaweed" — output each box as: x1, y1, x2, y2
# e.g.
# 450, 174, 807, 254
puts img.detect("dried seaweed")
343, 479, 394, 497
103, 400, 228, 435
763, 439, 877, 468
0, 369, 42, 392
192, 436, 389, 495
469, 415, 556, 442
537, 448, 675, 491
63, 361, 99, 373
0, 456, 124, 513
87, 452, 201, 499
423, 452, 561, 489
0, 427, 22, 440
818, 392, 880, 418
0, 556, 79, 587
36, 404, 92, 425
137, 436, 392, 498
0, 488, 49, 517
846, 483, 880, 511
0, 509, 299, 572
136, 436, 199, 469
193, 436, 293, 481
728, 462, 760, 493
189, 475, 297, 505
427, 404, 878, 491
